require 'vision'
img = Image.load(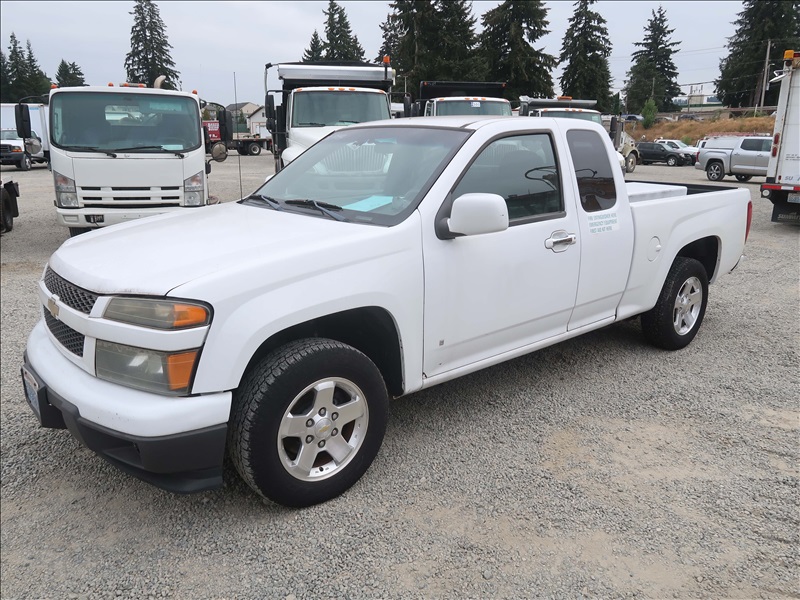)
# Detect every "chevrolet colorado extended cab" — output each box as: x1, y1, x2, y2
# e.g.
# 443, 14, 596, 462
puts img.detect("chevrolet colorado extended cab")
22, 117, 753, 507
